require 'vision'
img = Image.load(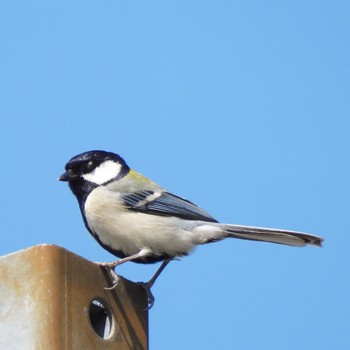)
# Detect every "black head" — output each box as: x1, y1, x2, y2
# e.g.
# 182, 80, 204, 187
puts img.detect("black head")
59, 150, 129, 186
